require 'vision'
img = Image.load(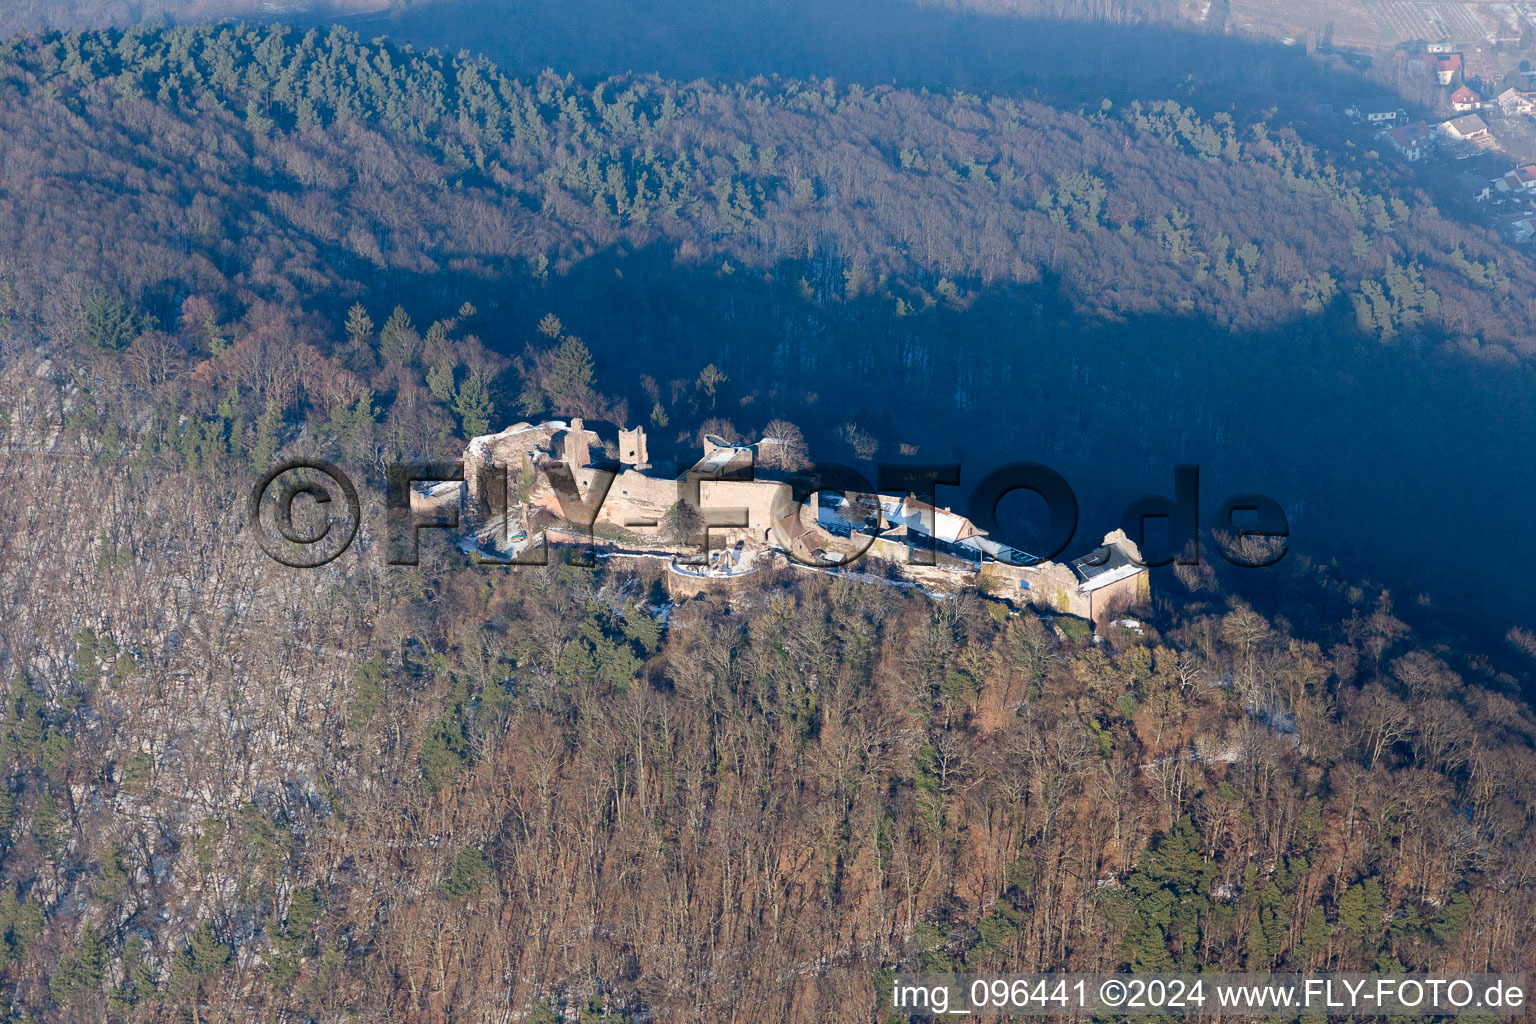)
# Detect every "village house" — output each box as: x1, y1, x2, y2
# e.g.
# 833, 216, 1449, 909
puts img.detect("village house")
1426, 52, 1463, 86
1385, 121, 1434, 161
1496, 87, 1536, 116
458, 420, 1150, 628
1449, 85, 1481, 112
1352, 103, 1406, 127
1496, 164, 1536, 192
1438, 113, 1492, 143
